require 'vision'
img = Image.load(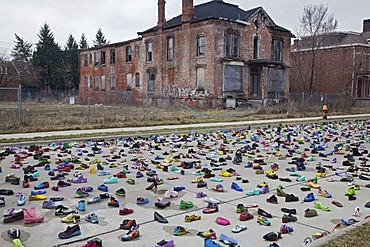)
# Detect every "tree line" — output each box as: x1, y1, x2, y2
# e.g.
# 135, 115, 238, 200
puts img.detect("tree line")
4, 23, 108, 91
